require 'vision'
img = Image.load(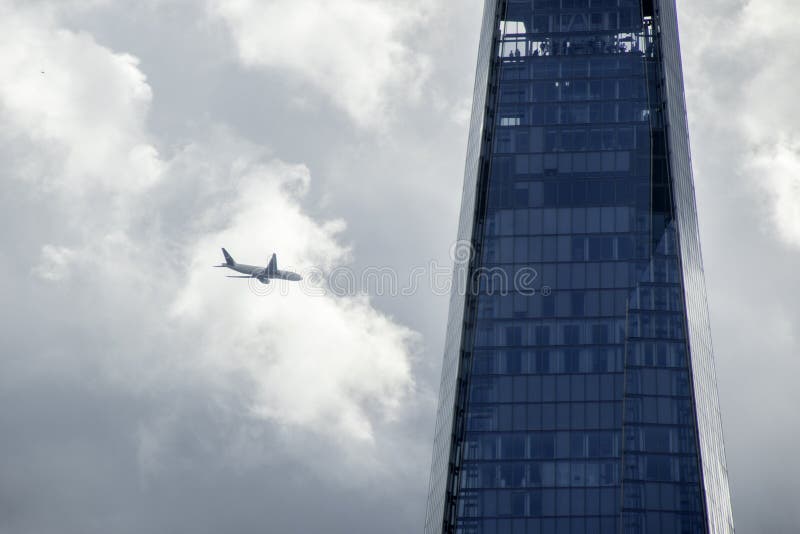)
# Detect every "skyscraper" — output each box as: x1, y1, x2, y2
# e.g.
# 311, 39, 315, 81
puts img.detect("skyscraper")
425, 1, 734, 533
